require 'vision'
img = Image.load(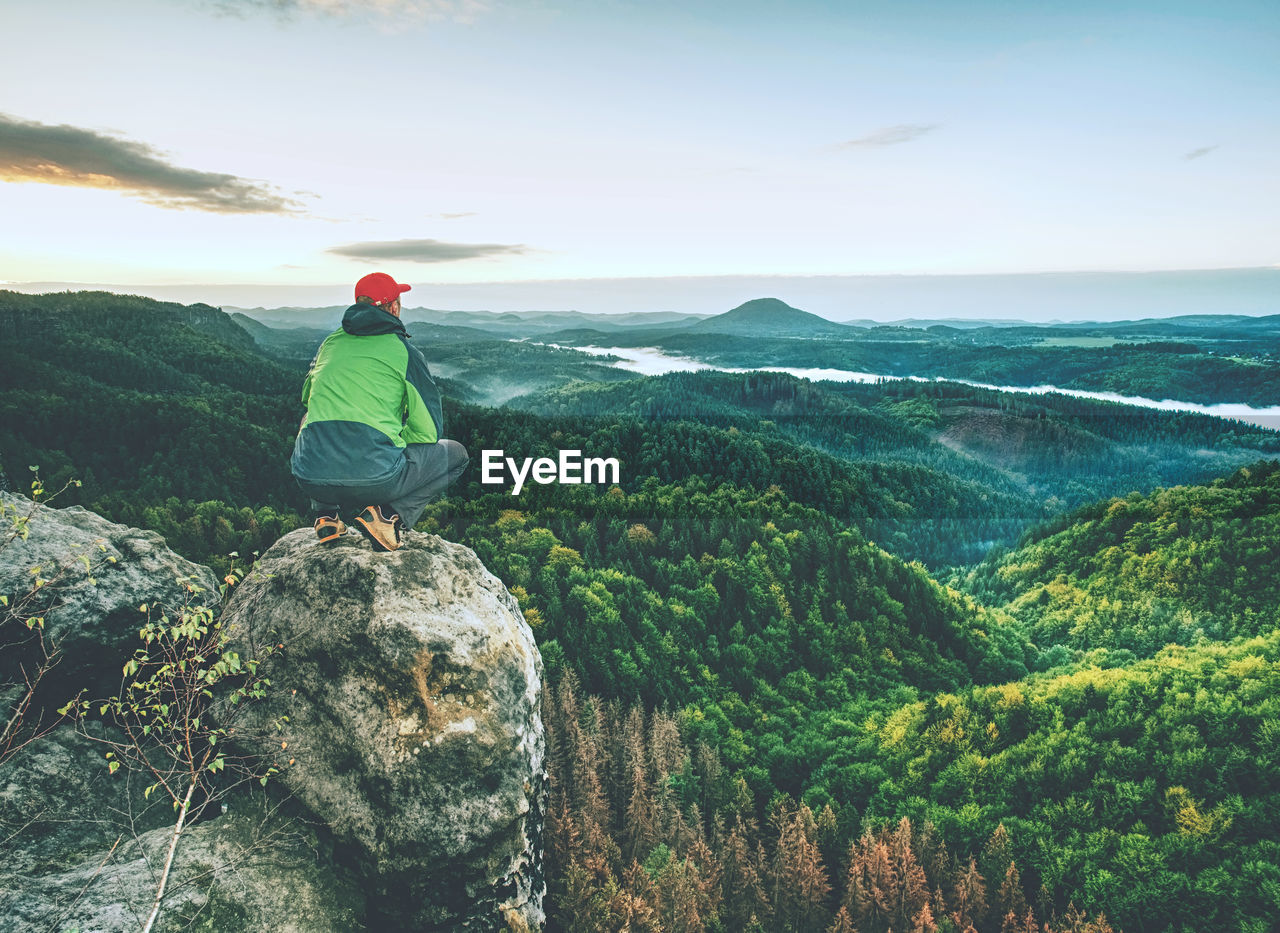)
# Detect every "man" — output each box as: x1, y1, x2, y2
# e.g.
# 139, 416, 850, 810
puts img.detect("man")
291, 272, 468, 551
